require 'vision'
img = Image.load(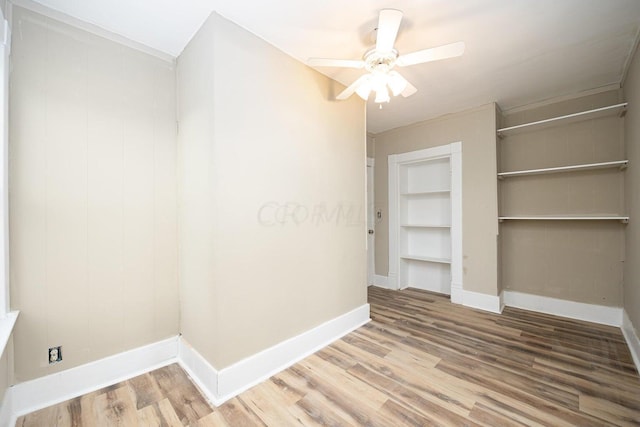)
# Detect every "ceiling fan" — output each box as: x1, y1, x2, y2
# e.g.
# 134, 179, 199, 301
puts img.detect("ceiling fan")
308, 9, 465, 105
